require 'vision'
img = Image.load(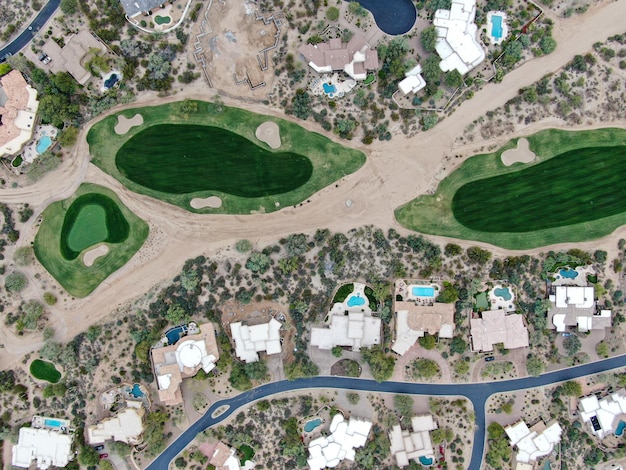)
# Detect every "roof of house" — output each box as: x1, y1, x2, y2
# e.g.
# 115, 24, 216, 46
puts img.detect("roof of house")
579, 388, 626, 439
298, 34, 379, 81
12, 420, 74, 470
392, 301, 455, 355
433, 0, 485, 75
230, 318, 282, 363
151, 323, 219, 405
0, 70, 39, 157
41, 30, 106, 85
470, 310, 529, 352
87, 404, 145, 445
209, 442, 245, 470
311, 310, 381, 352
389, 415, 438, 468
549, 286, 611, 332
307, 415, 372, 470
119, 0, 164, 17
505, 420, 562, 464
